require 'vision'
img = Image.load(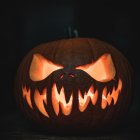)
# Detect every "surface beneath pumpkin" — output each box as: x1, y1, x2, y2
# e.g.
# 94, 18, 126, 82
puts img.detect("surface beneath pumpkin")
0, 111, 140, 139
